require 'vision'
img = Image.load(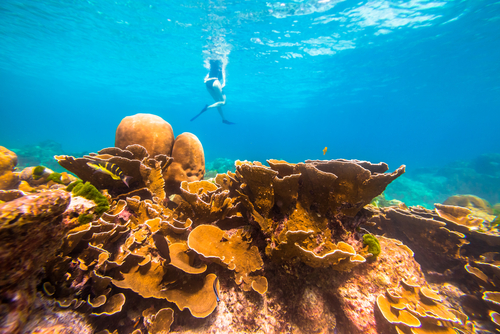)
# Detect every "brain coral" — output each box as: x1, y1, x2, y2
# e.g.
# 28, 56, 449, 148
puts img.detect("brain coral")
164, 132, 205, 193
115, 113, 175, 158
